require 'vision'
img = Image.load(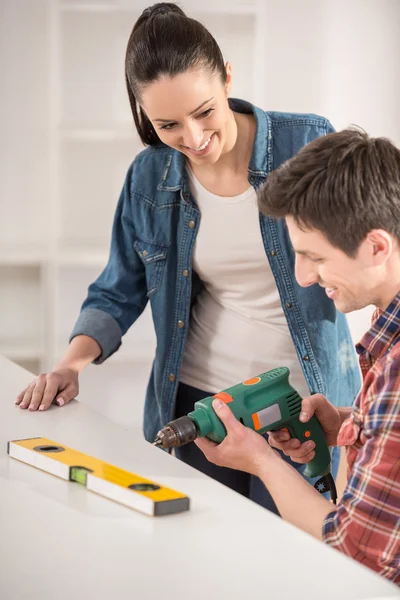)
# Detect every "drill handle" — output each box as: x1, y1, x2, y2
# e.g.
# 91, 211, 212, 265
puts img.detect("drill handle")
286, 414, 331, 479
